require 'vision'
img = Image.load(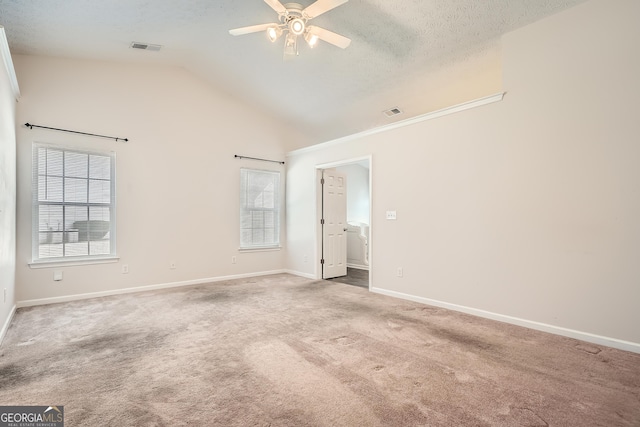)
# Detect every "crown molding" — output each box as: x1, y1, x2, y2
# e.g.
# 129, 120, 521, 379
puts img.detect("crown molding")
287, 92, 505, 158
0, 26, 21, 100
